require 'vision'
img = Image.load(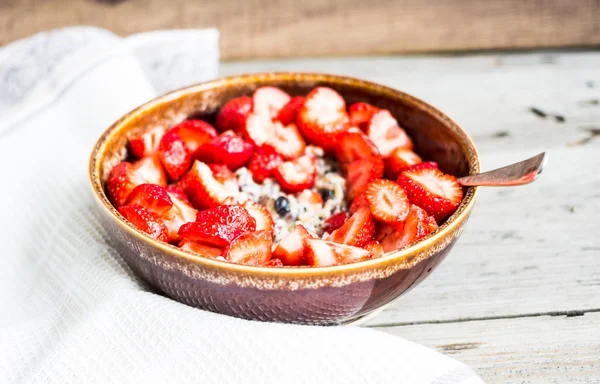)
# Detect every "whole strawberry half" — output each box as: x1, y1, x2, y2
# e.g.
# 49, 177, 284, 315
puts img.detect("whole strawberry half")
304, 239, 373, 267
242, 200, 275, 235
178, 160, 239, 210
170, 120, 218, 152
397, 167, 463, 222
193, 130, 254, 171
118, 204, 169, 242
376, 204, 438, 252
273, 154, 317, 193
125, 184, 173, 216
162, 191, 198, 243
348, 102, 379, 130
273, 224, 314, 266
252, 86, 291, 119
129, 126, 166, 159
366, 110, 413, 157
328, 207, 375, 248
297, 87, 350, 153
179, 239, 223, 259
365, 179, 410, 224
277, 96, 305, 126
216, 96, 253, 133
158, 130, 191, 181
247, 145, 283, 183
385, 148, 422, 179
178, 205, 256, 248
224, 230, 273, 266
